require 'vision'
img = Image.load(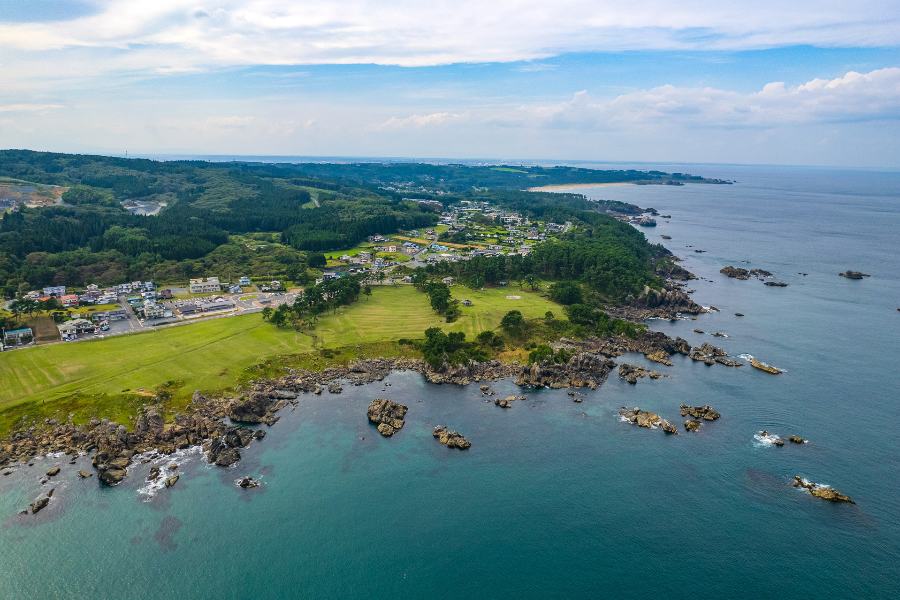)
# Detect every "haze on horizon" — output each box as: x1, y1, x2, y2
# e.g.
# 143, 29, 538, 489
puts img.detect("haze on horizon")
1, 0, 899, 168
